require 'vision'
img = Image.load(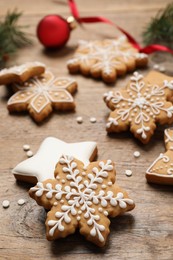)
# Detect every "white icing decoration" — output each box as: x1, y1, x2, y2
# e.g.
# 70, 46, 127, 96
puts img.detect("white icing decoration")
31, 155, 134, 242
7, 71, 75, 114
0, 61, 45, 76
67, 37, 147, 78
12, 137, 97, 182
104, 72, 173, 139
